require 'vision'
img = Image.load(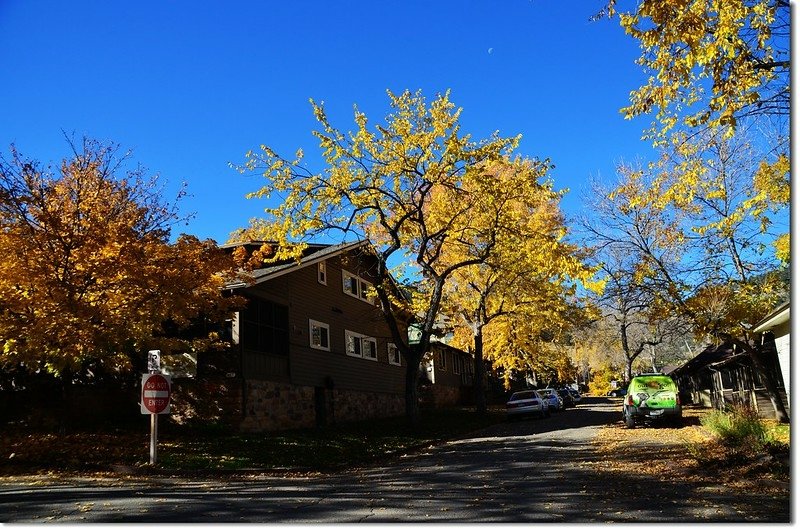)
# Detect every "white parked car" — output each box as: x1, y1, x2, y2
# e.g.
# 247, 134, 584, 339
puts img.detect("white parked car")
506, 390, 550, 419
